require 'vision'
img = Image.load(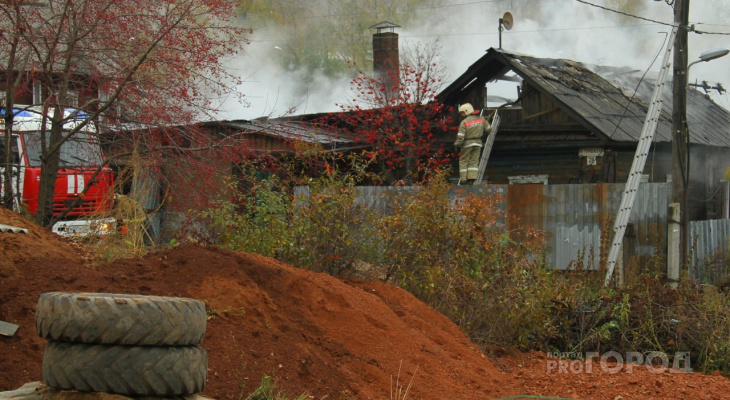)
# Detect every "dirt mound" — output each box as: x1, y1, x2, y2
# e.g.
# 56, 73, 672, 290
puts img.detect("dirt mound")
3, 206, 730, 400
0, 208, 87, 284
0, 207, 506, 399
98, 244, 507, 399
